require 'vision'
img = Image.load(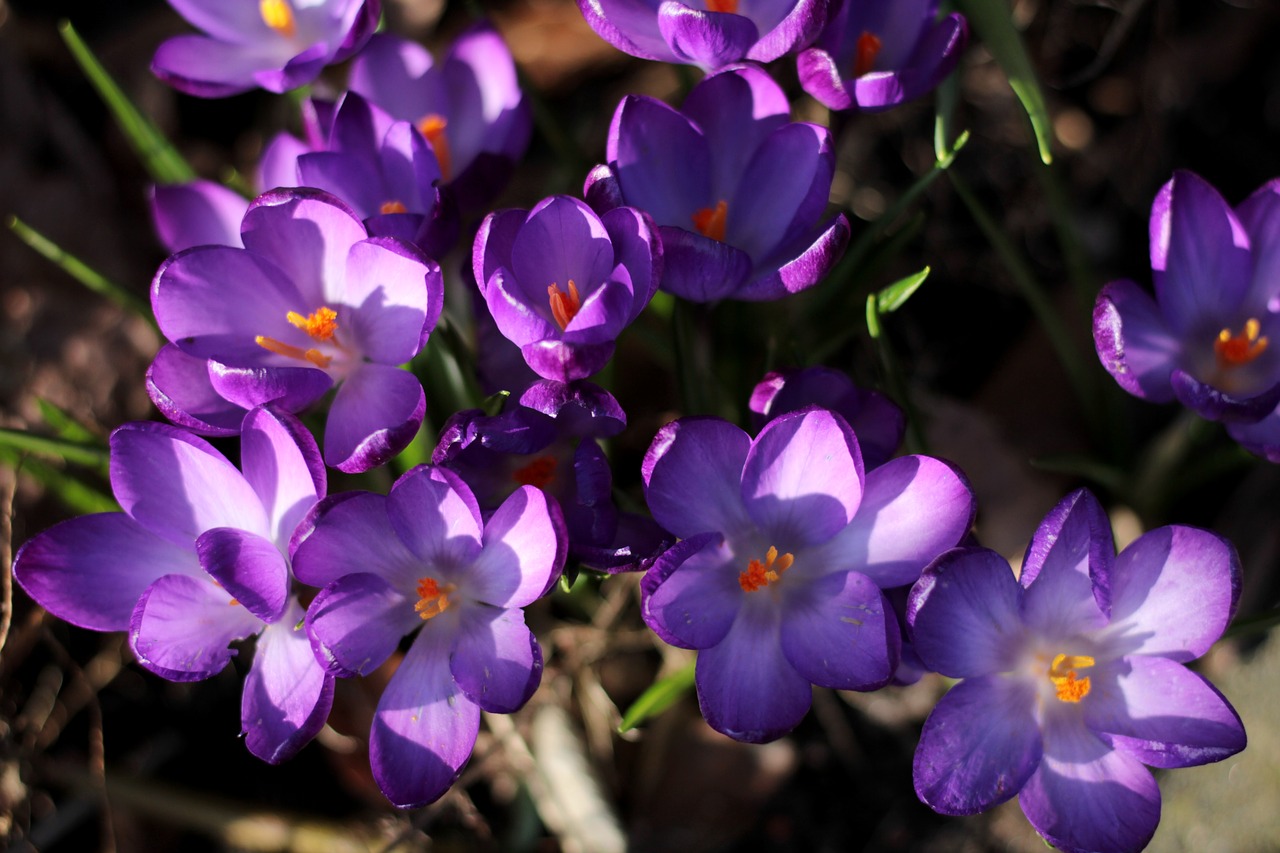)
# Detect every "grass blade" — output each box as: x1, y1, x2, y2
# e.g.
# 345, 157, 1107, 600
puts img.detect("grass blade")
617, 662, 695, 733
